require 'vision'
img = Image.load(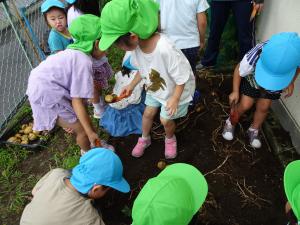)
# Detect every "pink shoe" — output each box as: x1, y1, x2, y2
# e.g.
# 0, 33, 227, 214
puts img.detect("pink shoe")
132, 137, 151, 158
165, 136, 177, 159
